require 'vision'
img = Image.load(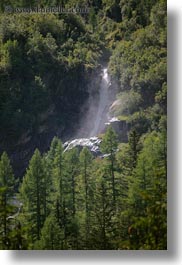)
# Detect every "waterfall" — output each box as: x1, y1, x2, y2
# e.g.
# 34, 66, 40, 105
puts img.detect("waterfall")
63, 67, 112, 153
63, 67, 127, 153
89, 68, 110, 137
